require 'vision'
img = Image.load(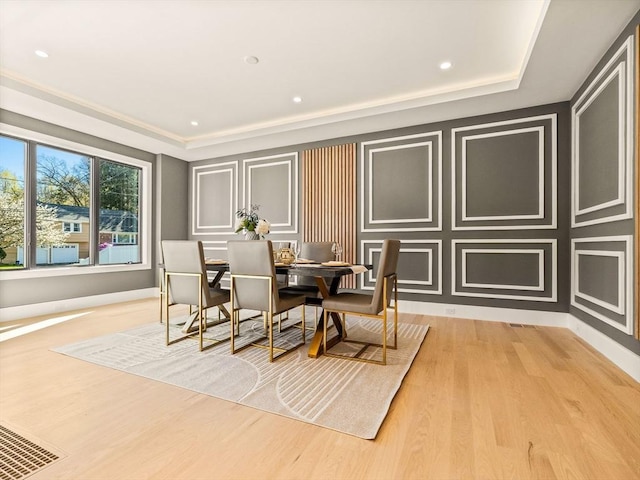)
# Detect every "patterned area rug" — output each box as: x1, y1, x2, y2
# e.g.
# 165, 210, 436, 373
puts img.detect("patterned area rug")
52, 313, 429, 439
